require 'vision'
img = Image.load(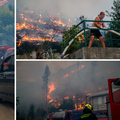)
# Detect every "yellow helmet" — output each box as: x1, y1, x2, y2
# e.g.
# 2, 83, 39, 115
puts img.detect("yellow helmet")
84, 104, 93, 112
